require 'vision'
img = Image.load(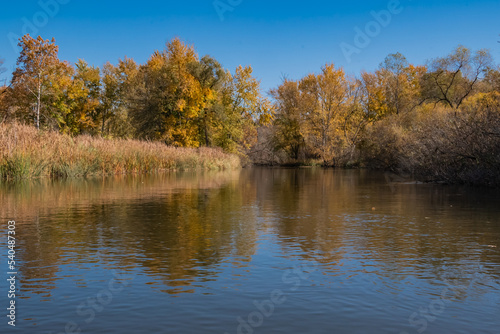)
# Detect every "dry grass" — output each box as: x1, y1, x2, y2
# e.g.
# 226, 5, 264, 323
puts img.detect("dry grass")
0, 122, 240, 180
